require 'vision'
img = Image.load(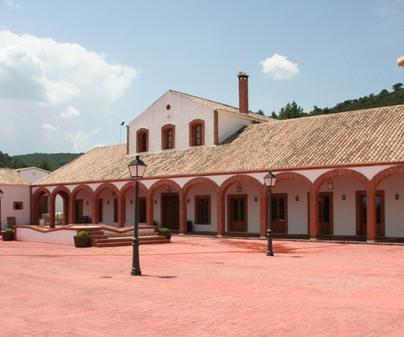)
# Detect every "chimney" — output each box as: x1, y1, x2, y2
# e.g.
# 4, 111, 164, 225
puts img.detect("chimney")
238, 71, 249, 114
